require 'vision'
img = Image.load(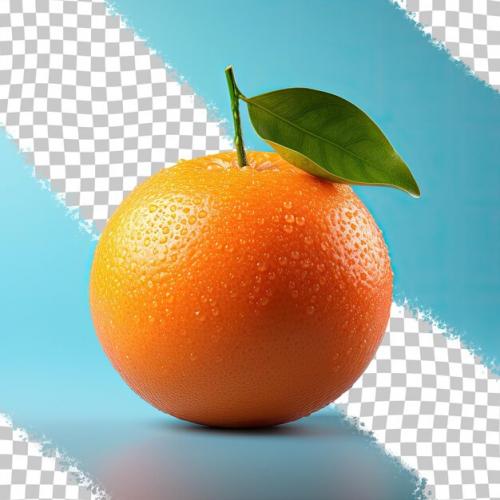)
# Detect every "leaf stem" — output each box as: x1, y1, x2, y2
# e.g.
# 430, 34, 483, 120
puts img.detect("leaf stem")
225, 66, 247, 167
